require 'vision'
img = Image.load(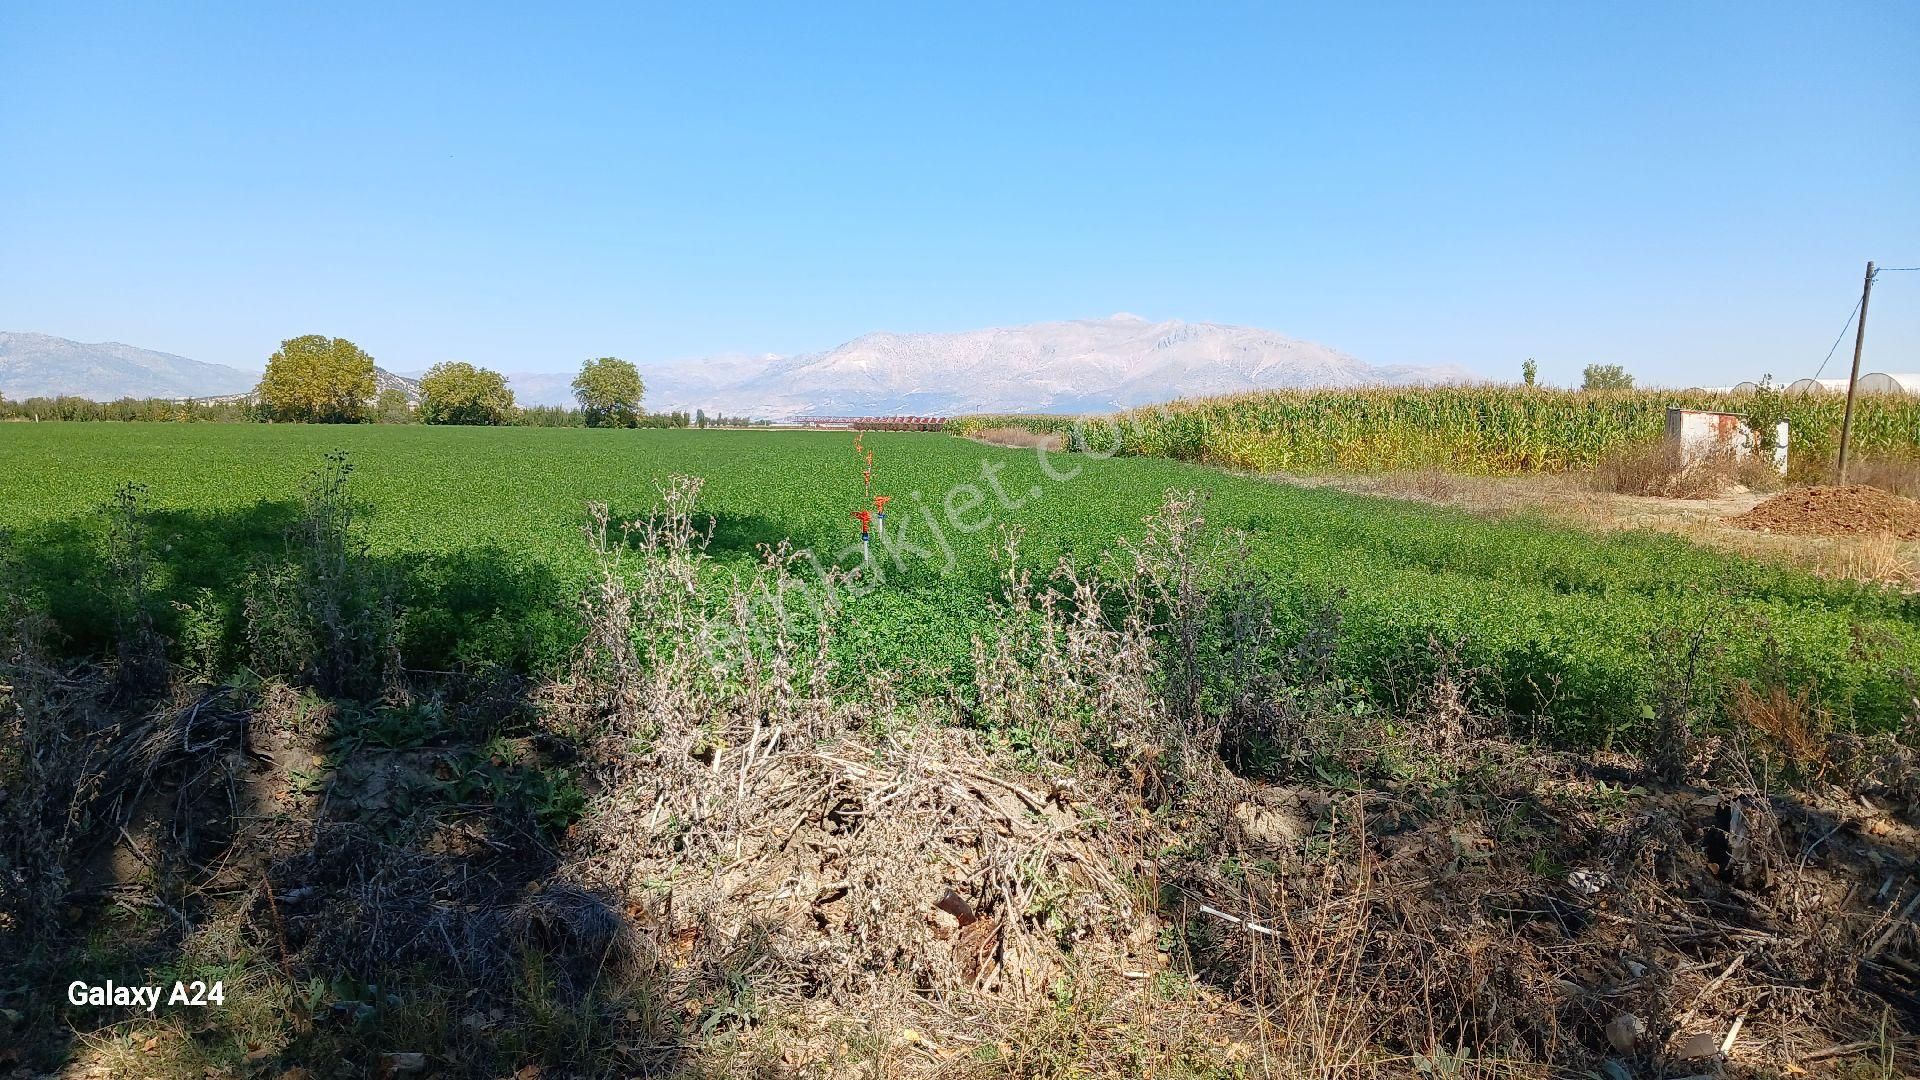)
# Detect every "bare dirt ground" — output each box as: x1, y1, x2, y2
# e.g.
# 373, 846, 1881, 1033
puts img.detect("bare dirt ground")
1733, 485, 1920, 541
1281, 469, 1920, 591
